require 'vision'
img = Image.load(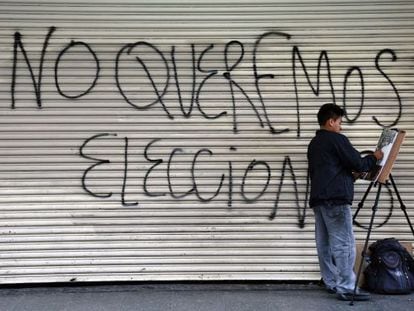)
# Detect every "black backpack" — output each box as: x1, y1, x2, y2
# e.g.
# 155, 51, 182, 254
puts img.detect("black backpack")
363, 238, 414, 294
